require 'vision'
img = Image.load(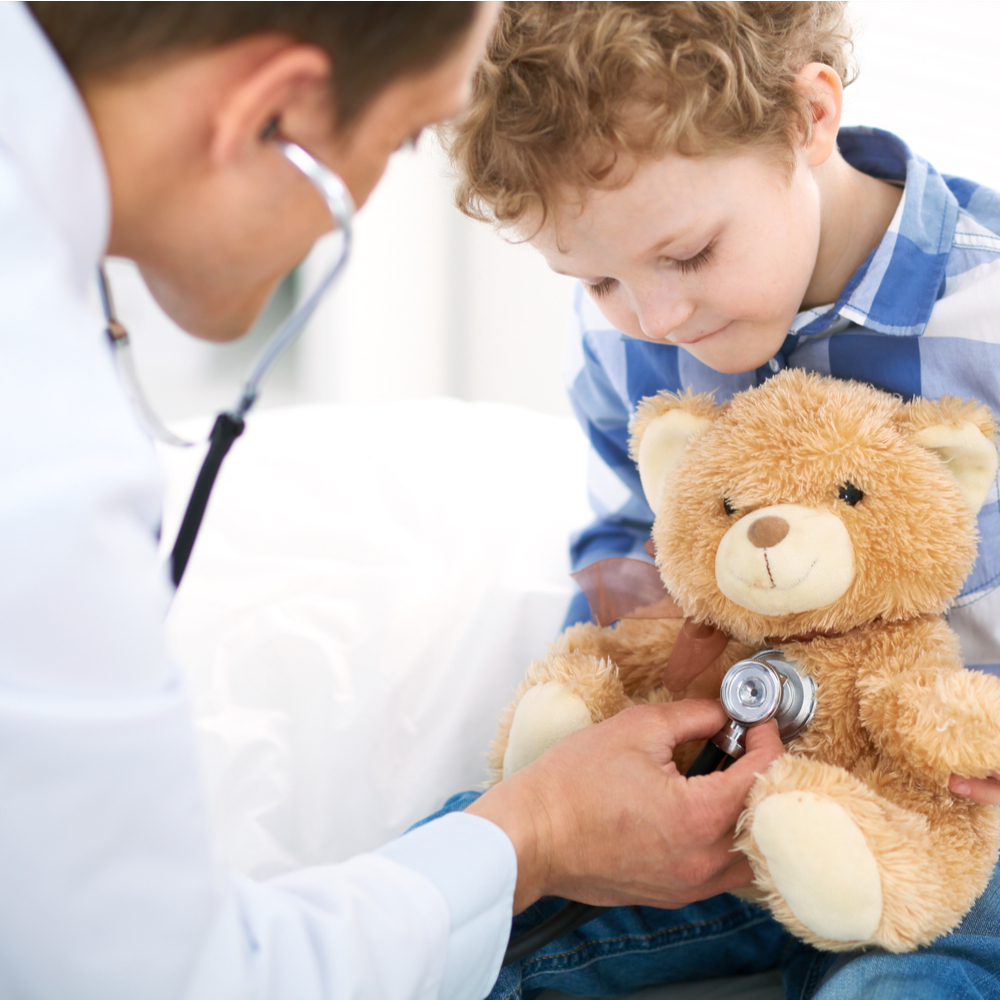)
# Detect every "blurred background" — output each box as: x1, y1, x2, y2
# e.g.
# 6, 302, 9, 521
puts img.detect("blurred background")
107, 0, 1000, 425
